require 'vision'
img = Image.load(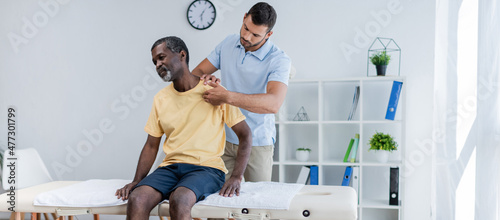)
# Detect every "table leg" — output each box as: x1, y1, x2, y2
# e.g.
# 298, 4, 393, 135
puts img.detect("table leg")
14, 212, 22, 220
